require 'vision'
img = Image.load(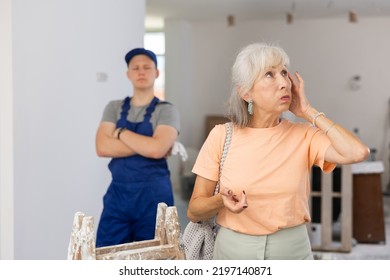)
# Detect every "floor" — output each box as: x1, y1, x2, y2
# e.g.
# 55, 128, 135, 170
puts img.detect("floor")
316, 194, 390, 260
173, 184, 390, 260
